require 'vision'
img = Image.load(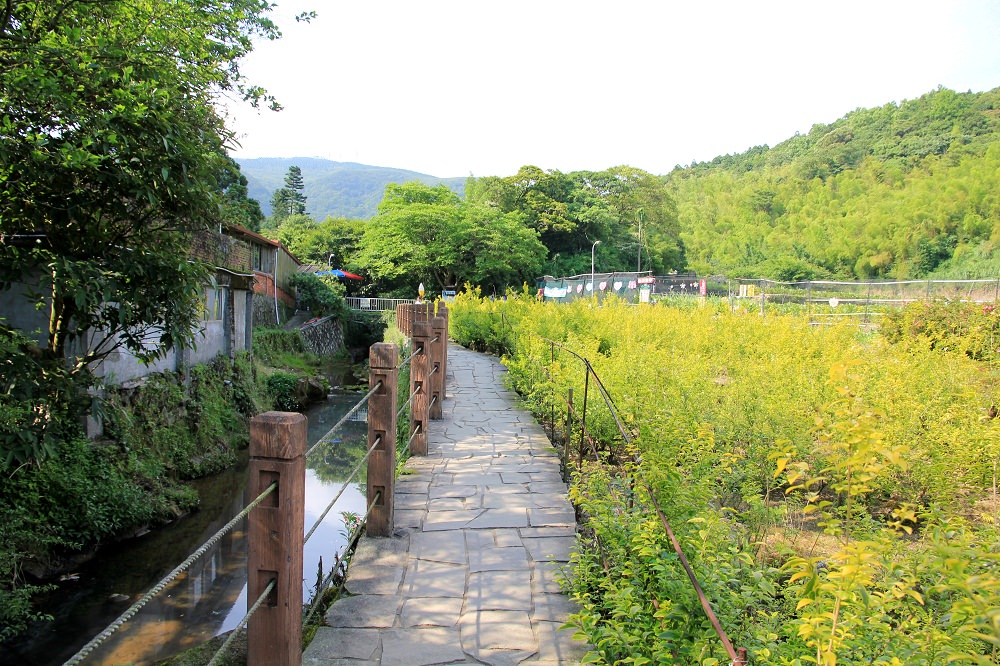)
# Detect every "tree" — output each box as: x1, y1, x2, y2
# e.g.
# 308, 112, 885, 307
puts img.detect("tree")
0, 0, 303, 457
270, 165, 308, 222
219, 155, 265, 232
355, 182, 546, 296
290, 272, 347, 319
468, 165, 685, 275
272, 215, 364, 270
